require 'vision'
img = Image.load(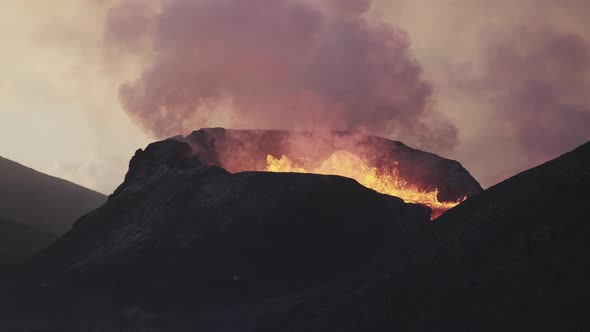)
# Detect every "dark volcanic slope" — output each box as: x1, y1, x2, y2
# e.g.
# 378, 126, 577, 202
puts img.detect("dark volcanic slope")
9, 135, 585, 332
0, 218, 56, 265
7, 139, 430, 330
0, 156, 106, 235
259, 141, 590, 331
183, 128, 482, 202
